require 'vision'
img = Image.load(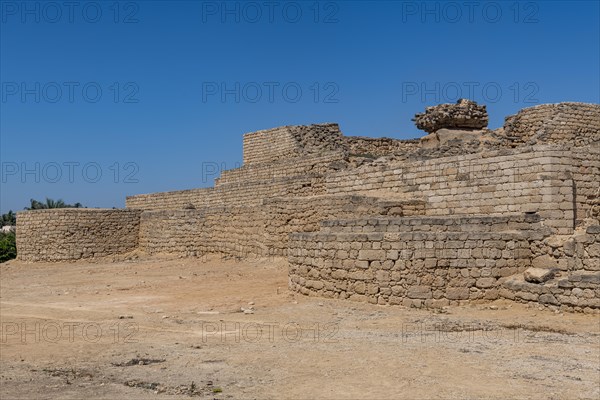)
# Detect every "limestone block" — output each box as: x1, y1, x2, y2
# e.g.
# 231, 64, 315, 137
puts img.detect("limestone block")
523, 268, 555, 283
407, 286, 432, 299
446, 287, 470, 300
531, 255, 560, 269
358, 249, 386, 261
